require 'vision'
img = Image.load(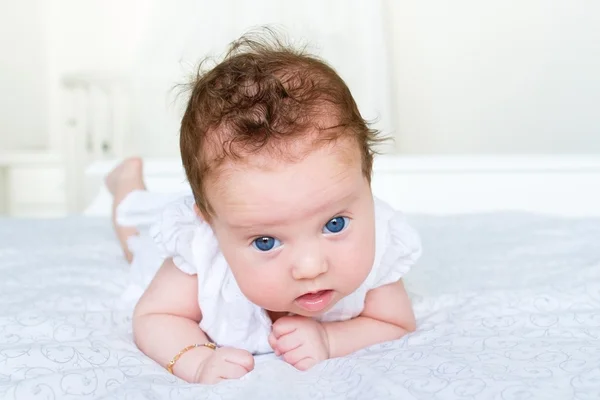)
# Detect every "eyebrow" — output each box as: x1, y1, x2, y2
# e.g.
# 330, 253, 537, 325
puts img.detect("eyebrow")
227, 189, 358, 231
